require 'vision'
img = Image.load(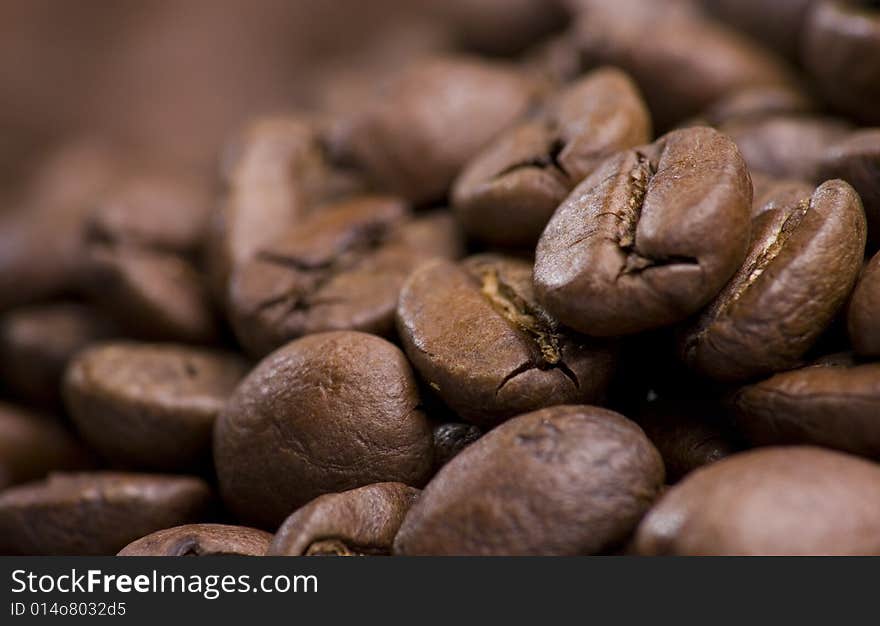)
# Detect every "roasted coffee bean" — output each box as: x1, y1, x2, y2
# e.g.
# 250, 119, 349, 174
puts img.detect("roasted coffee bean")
571, 0, 796, 129
634, 397, 740, 483
682, 181, 865, 380
435, 0, 569, 56
214, 331, 433, 528
849, 251, 880, 357
346, 56, 541, 204
700, 0, 817, 60
268, 483, 419, 556
397, 255, 617, 427
431, 422, 483, 472
394, 405, 664, 556
635, 447, 880, 555
731, 355, 880, 458
696, 84, 815, 128
118, 524, 271, 557
818, 129, 880, 250
229, 196, 462, 357
64, 342, 248, 471
0, 303, 117, 408
535, 126, 752, 337
722, 115, 852, 181
681, 180, 866, 382
750, 175, 815, 217
207, 116, 366, 299
0, 403, 94, 490
453, 68, 651, 248
803, 1, 880, 125
0, 140, 119, 310
83, 174, 219, 343
0, 472, 213, 555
